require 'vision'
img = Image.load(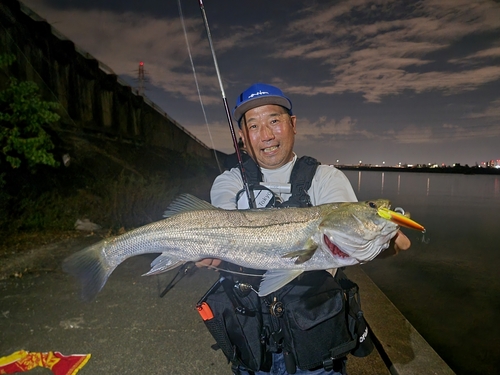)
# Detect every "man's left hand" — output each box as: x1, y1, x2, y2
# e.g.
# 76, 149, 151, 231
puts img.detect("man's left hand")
377, 230, 411, 259
393, 230, 411, 252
